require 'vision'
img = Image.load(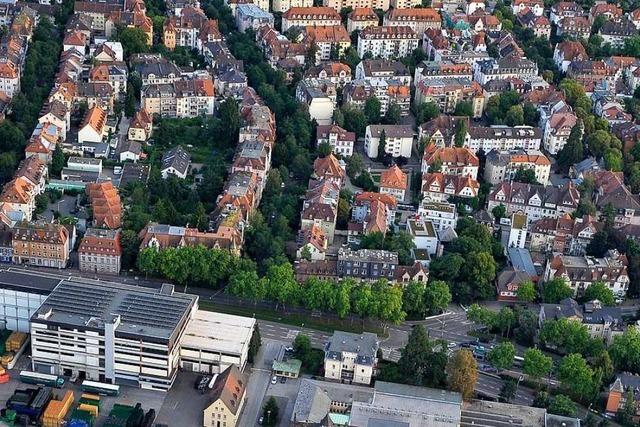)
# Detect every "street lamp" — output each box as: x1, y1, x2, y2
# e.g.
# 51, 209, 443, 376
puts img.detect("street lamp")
516, 375, 523, 396
267, 410, 271, 424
